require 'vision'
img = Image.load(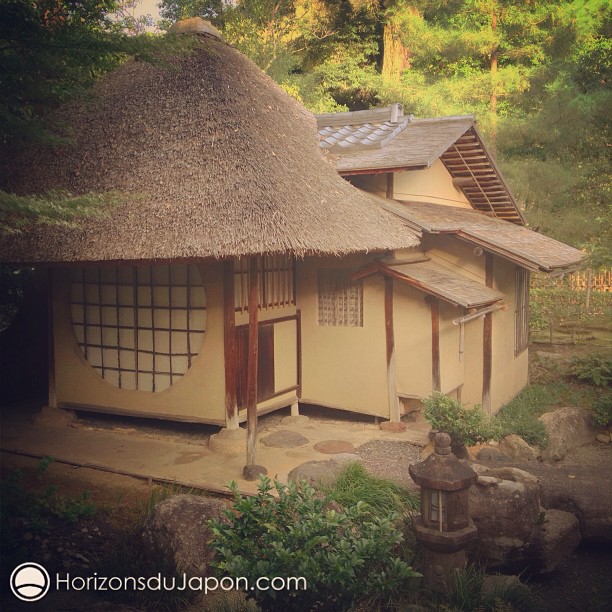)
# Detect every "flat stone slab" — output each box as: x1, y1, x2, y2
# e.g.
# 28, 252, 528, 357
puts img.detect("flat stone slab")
380, 421, 407, 433
260, 430, 309, 448
313, 439, 355, 454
